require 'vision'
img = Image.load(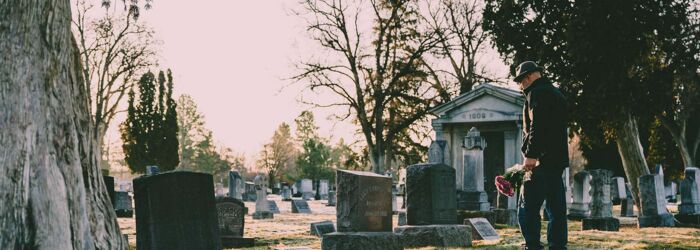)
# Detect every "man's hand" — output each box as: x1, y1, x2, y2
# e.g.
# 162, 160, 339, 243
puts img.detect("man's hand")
524, 157, 538, 171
